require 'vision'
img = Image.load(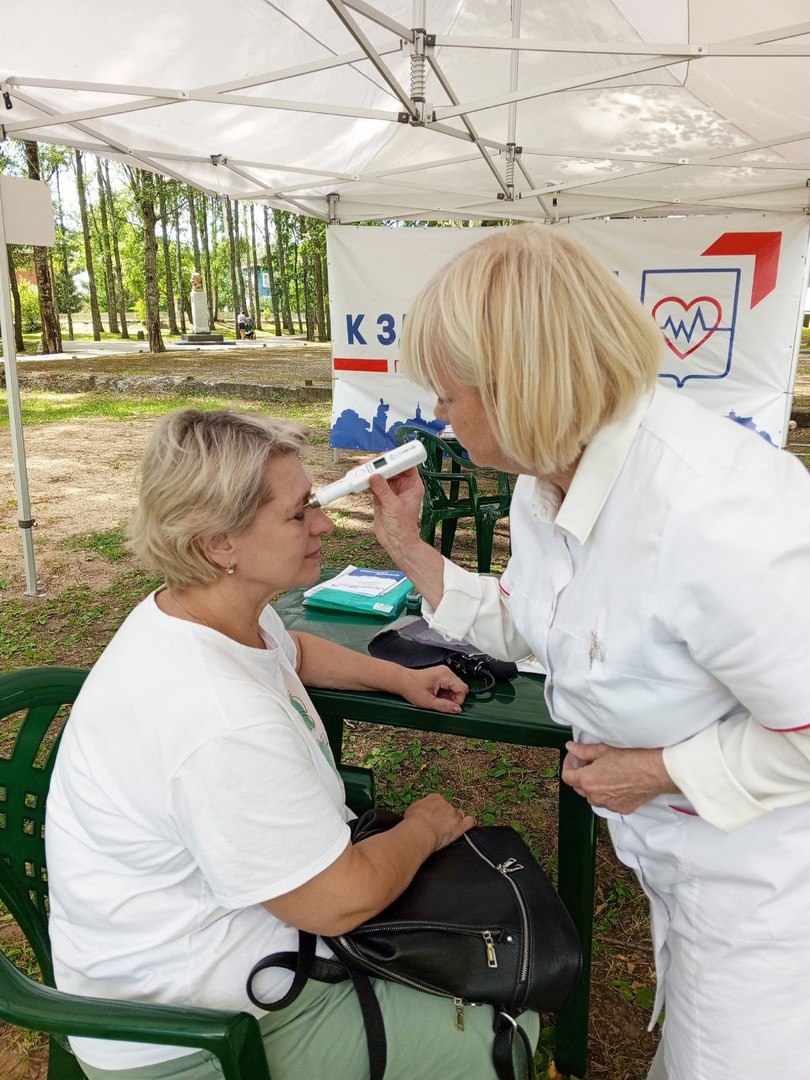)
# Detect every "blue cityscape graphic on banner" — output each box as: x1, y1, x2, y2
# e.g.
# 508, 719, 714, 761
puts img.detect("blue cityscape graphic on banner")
330, 399, 446, 450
